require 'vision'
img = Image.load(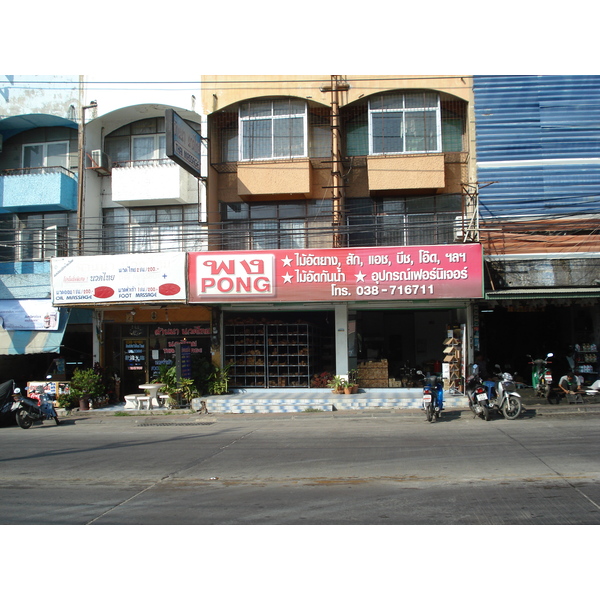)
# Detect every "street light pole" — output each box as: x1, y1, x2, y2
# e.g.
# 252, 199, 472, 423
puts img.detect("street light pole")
77, 101, 97, 255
